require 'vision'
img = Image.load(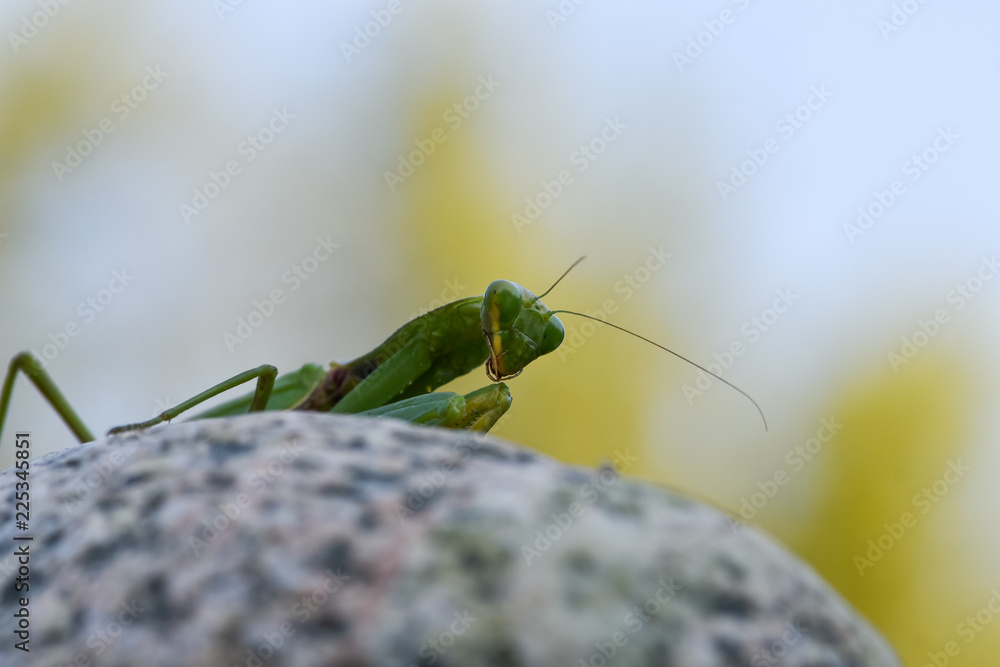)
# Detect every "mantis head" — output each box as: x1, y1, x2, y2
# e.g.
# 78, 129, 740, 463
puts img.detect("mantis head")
477, 256, 769, 431
481, 279, 565, 382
